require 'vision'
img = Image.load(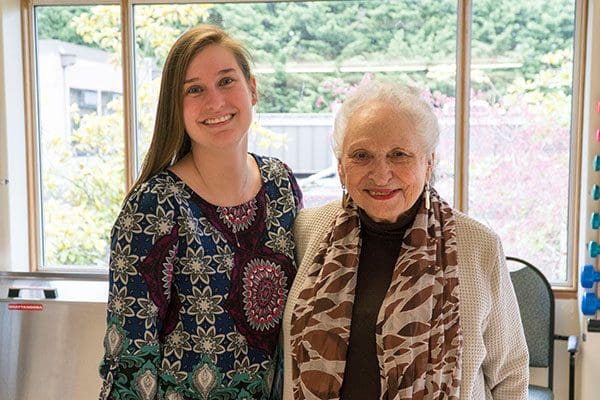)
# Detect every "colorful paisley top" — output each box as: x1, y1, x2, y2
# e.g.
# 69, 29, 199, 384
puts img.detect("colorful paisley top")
99, 155, 302, 400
